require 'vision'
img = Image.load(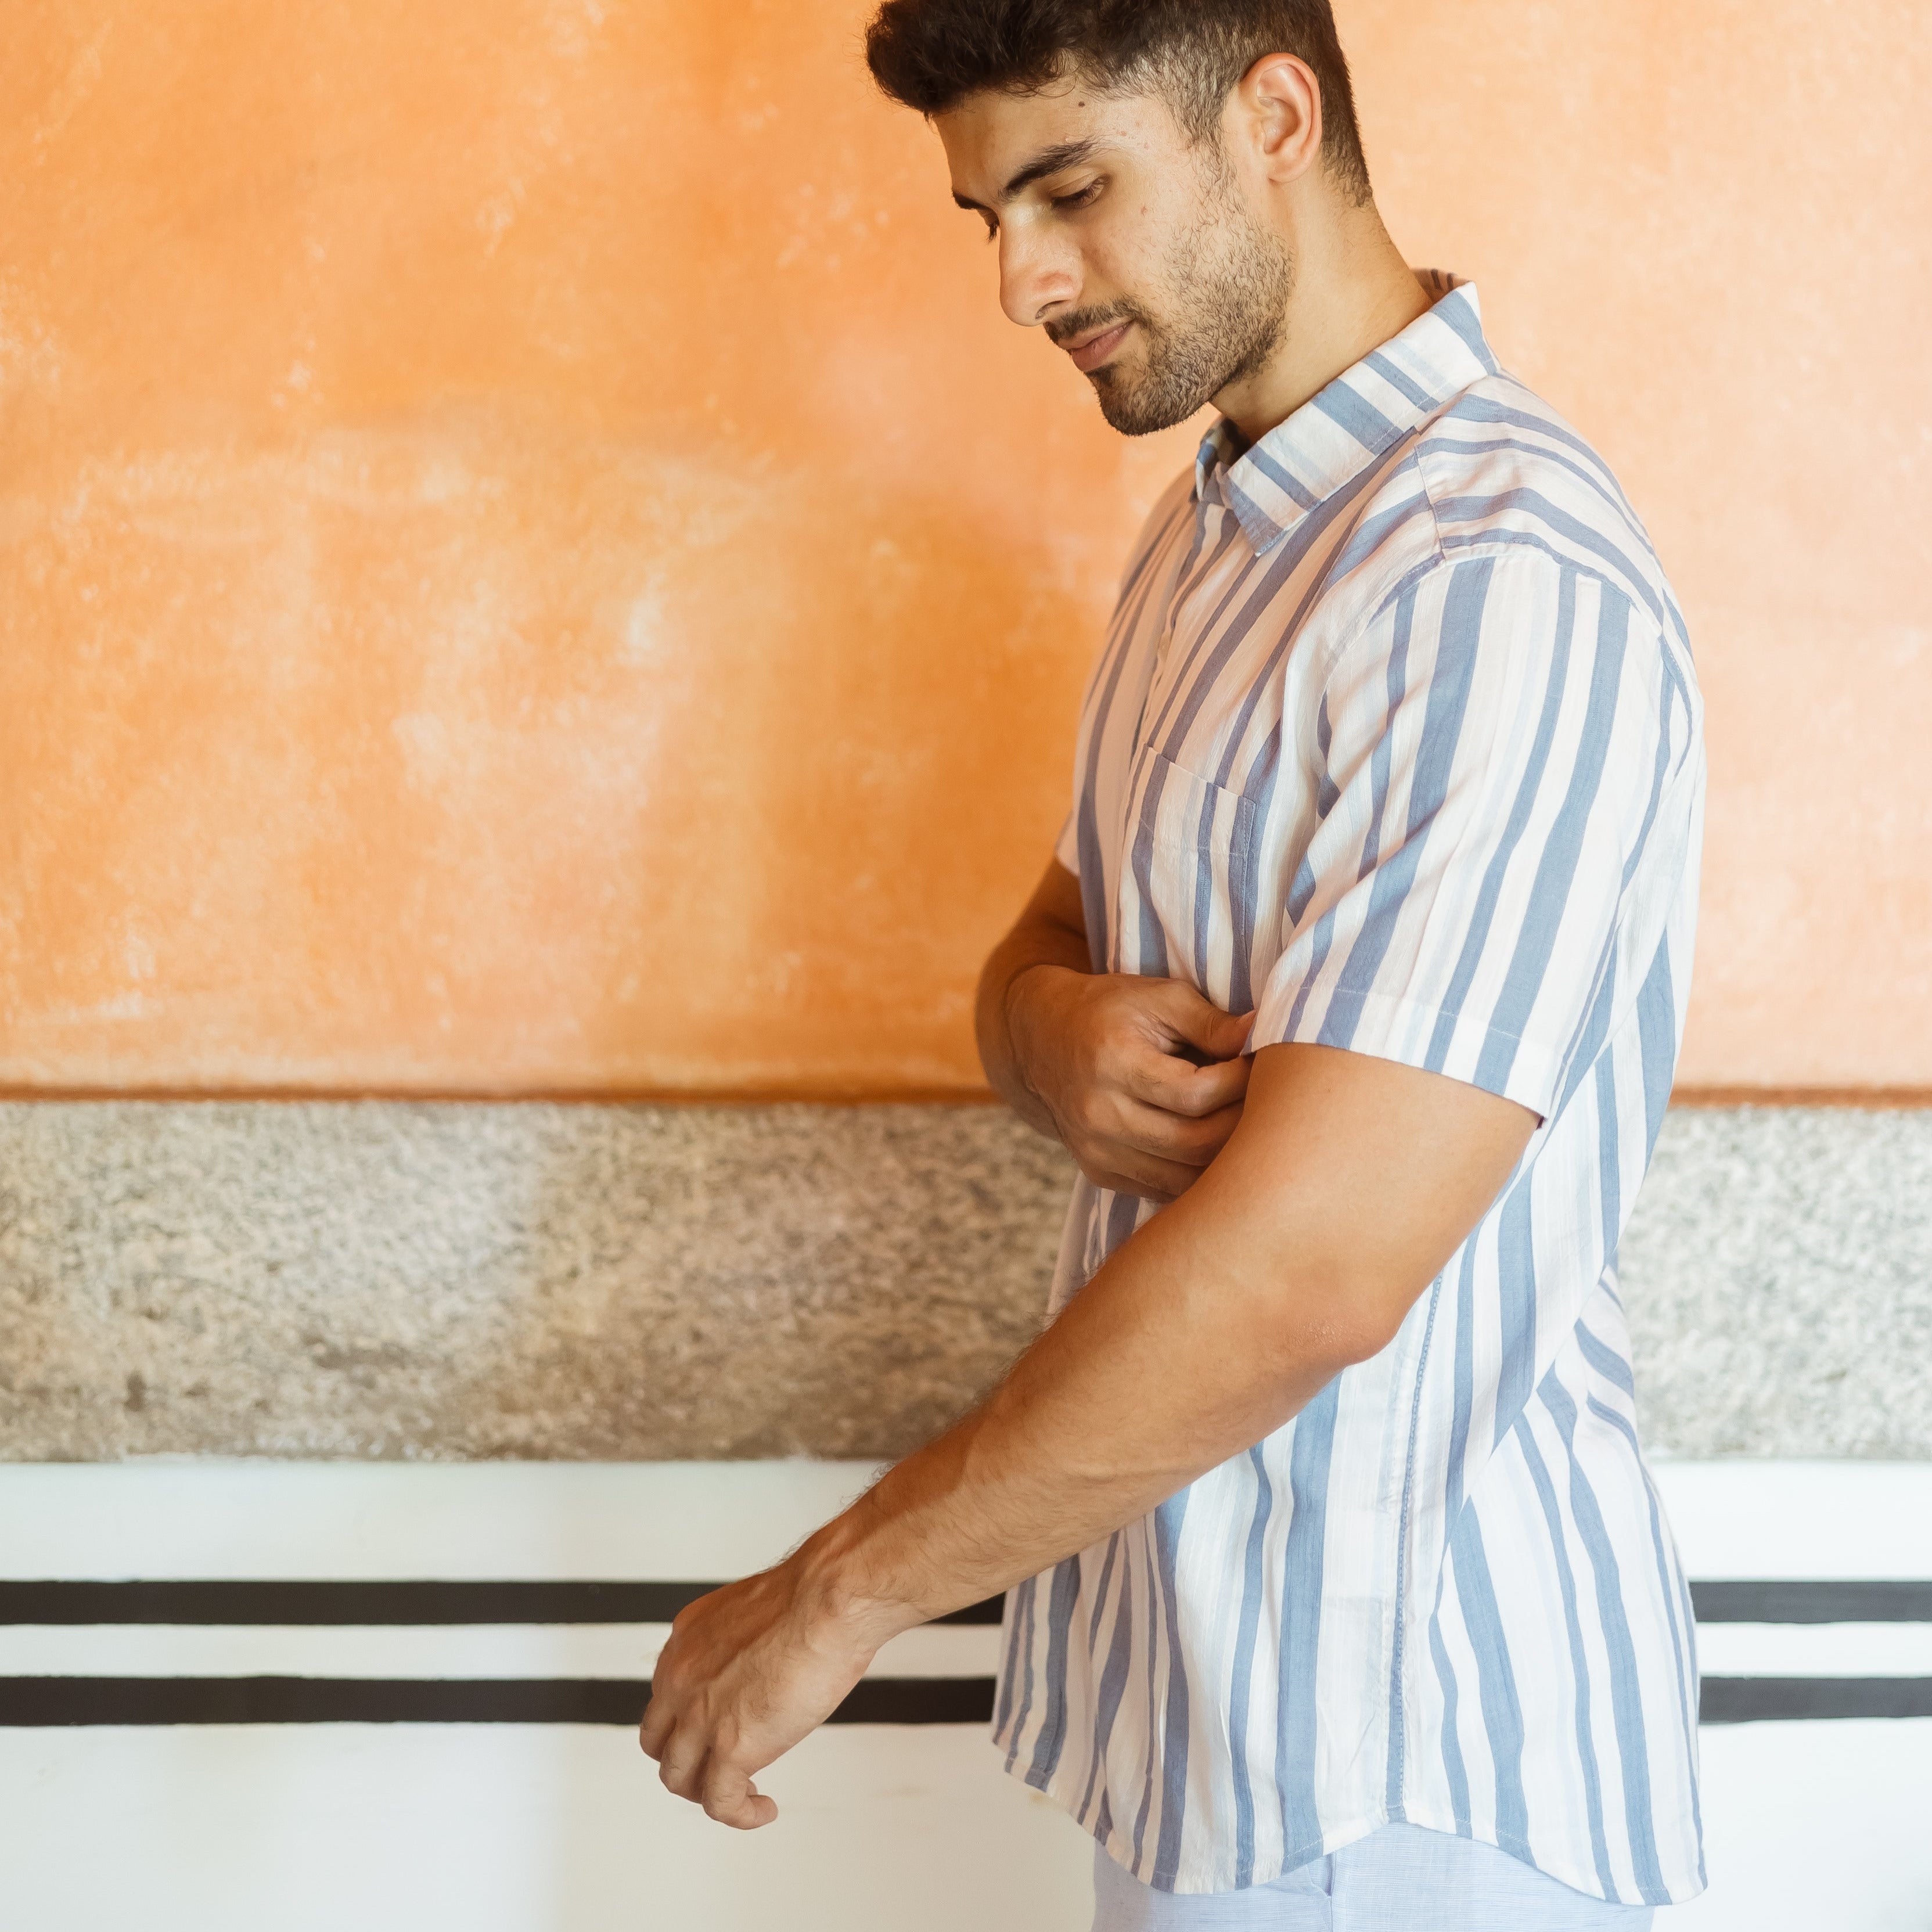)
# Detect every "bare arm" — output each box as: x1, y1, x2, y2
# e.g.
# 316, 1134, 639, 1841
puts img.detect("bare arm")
973, 858, 1094, 1136
976, 858, 1255, 1200
640, 1042, 1537, 1826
